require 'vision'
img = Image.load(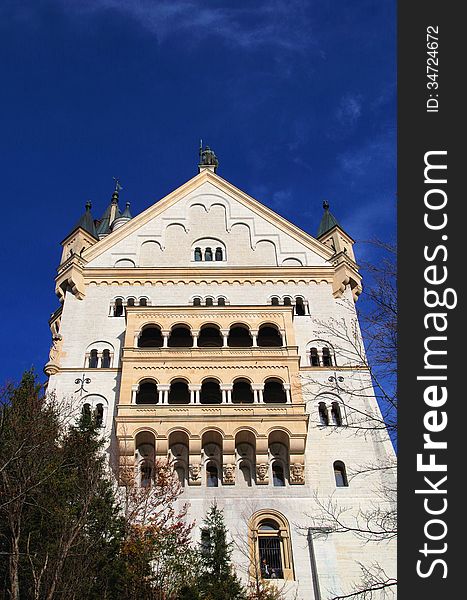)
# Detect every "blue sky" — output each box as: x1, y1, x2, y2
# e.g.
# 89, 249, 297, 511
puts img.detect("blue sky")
0, 0, 396, 384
